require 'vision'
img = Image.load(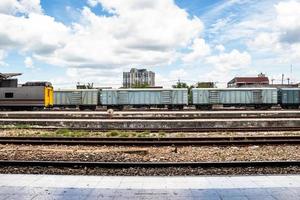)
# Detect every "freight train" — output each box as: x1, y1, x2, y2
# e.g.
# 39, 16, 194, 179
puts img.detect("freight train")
53, 87, 300, 110
1, 73, 300, 110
